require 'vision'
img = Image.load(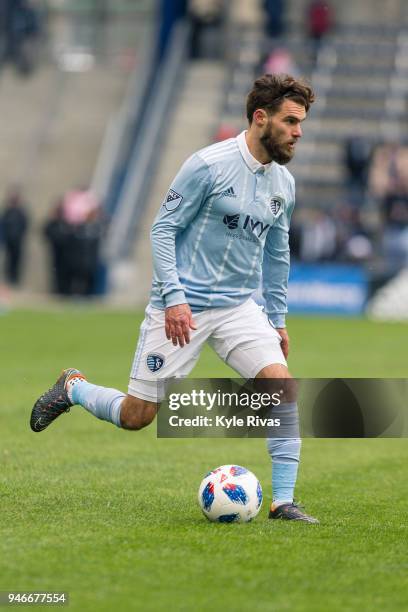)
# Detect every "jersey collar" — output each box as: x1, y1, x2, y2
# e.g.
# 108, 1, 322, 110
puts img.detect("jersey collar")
236, 130, 273, 174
